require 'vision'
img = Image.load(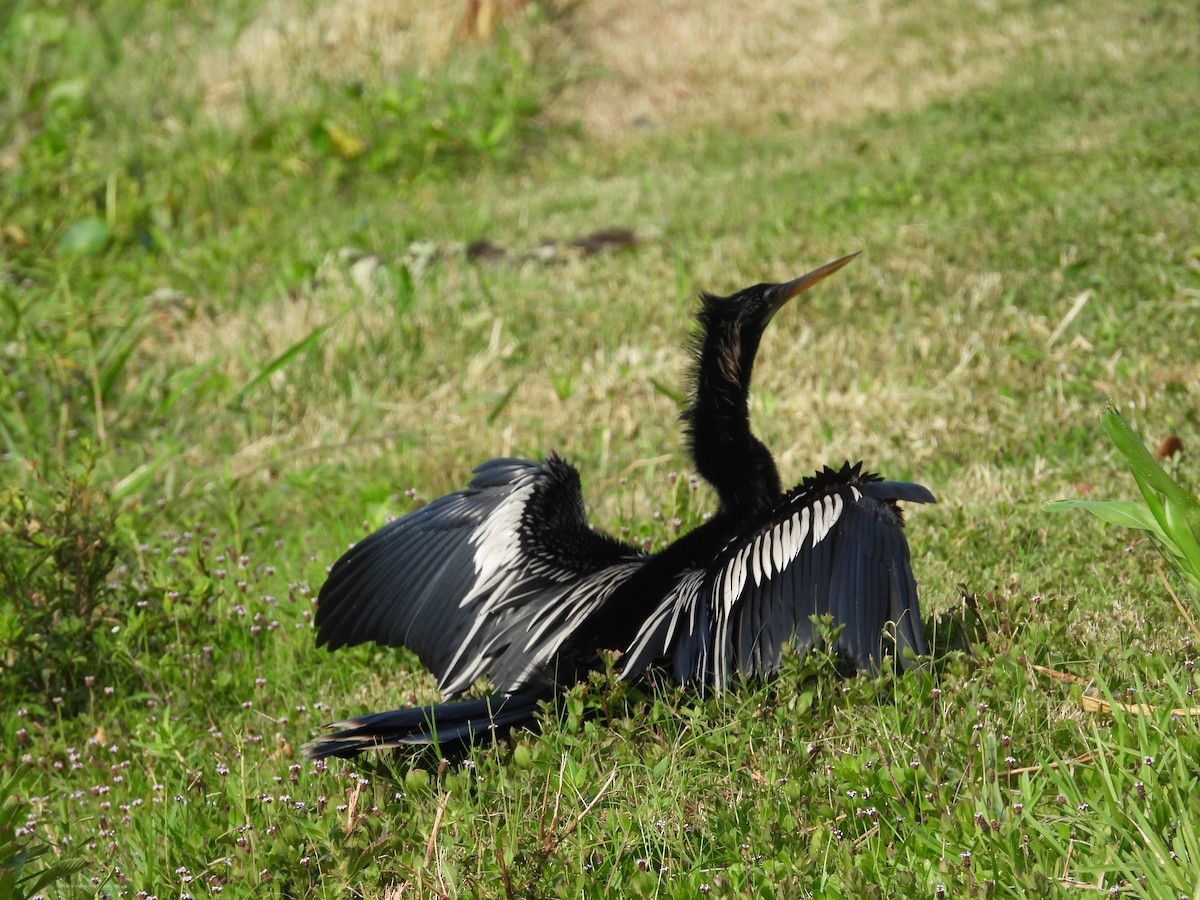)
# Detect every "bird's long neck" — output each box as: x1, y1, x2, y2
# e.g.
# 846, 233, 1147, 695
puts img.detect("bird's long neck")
684, 318, 782, 517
